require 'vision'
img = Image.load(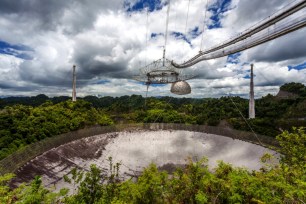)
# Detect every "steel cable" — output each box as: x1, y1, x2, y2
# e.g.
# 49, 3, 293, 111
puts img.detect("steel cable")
173, 12, 306, 68
172, 0, 306, 68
